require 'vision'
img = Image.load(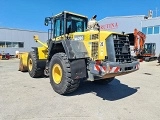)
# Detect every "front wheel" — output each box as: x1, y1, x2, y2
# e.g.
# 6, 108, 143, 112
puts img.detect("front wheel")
49, 53, 80, 95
